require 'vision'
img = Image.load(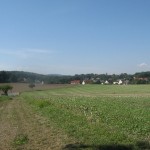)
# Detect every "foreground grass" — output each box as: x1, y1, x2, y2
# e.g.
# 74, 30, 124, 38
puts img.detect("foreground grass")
0, 95, 12, 102
22, 85, 150, 149
0, 97, 74, 150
